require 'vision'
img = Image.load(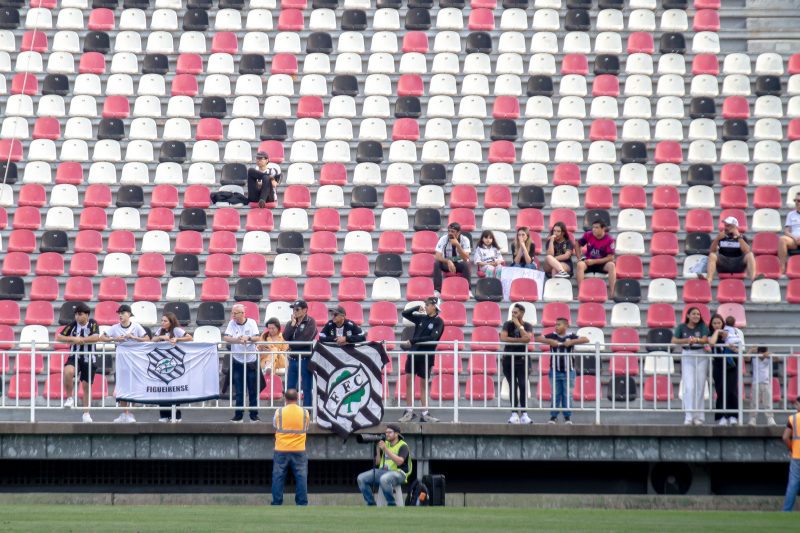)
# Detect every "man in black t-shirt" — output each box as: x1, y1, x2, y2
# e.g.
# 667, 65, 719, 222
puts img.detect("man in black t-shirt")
537, 318, 588, 424
706, 216, 756, 283
247, 151, 282, 208
499, 304, 534, 424
56, 303, 102, 423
